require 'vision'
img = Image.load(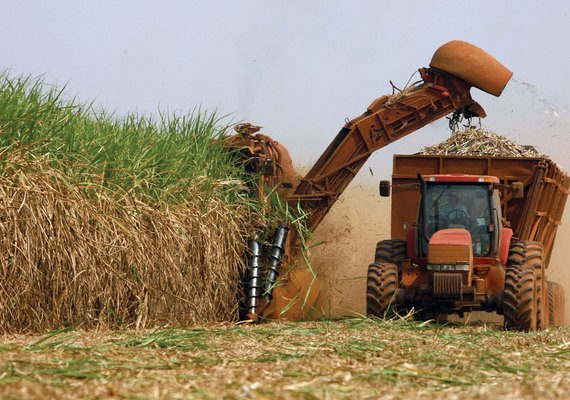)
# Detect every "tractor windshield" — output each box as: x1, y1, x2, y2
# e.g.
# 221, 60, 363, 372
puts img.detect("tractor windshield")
423, 183, 493, 257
